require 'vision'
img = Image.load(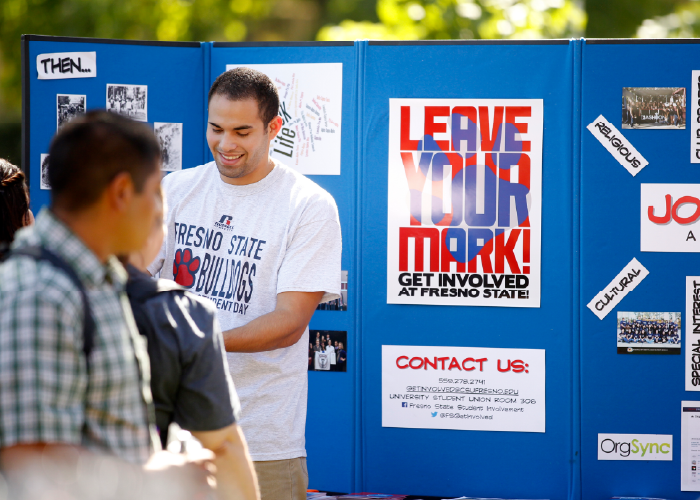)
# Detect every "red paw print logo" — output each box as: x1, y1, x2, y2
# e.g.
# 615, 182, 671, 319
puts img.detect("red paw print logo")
173, 248, 200, 288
